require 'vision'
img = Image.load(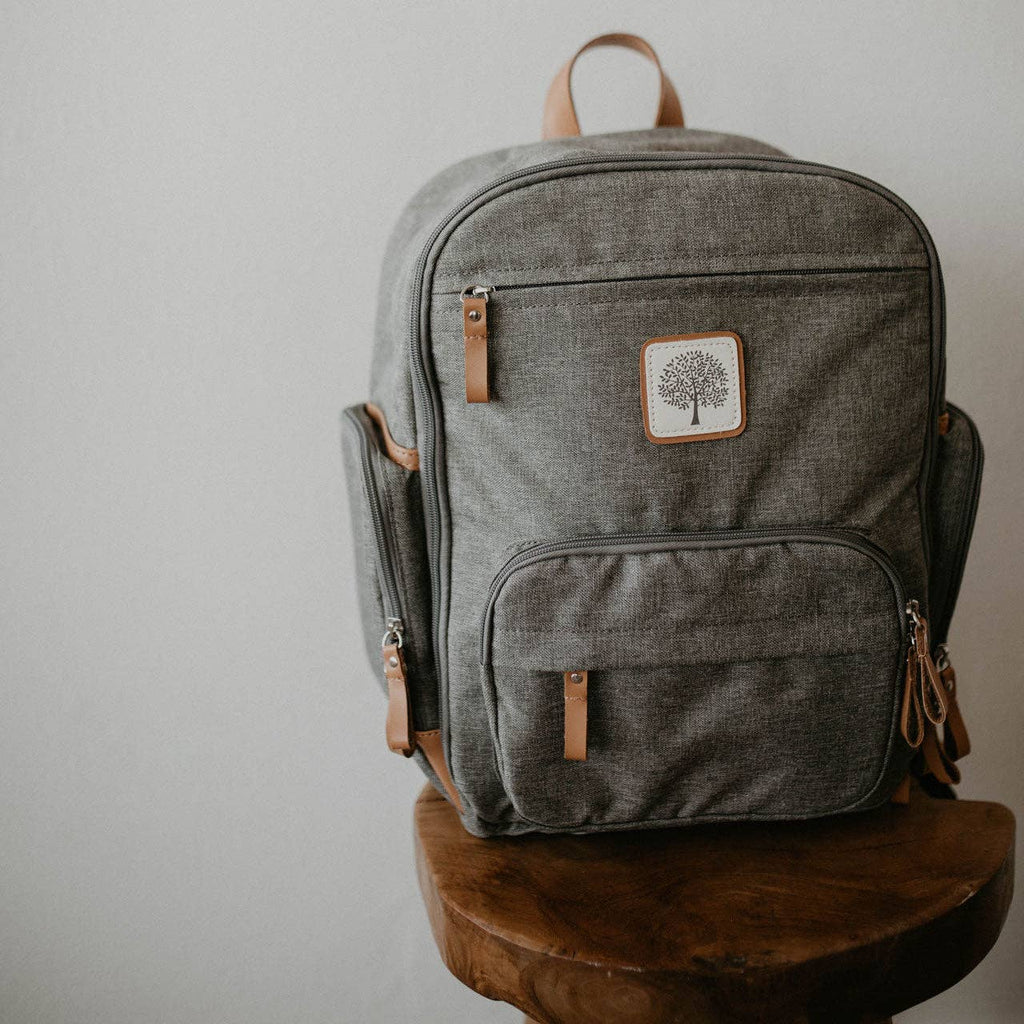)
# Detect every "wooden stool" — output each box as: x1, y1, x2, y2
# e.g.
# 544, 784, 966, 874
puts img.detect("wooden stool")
414, 785, 1014, 1023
